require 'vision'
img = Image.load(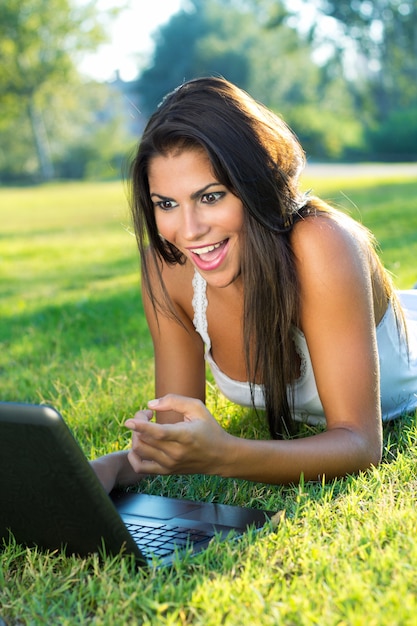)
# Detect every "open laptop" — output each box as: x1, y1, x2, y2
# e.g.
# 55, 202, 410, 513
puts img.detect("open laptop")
0, 402, 271, 567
